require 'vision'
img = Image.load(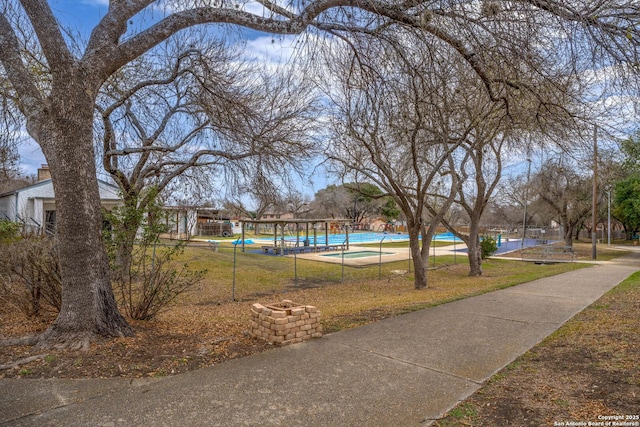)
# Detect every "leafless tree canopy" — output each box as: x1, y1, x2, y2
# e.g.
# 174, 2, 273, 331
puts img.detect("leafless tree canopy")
324, 39, 475, 288
318, 0, 633, 282
97, 34, 320, 204
530, 160, 594, 247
